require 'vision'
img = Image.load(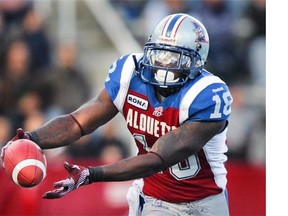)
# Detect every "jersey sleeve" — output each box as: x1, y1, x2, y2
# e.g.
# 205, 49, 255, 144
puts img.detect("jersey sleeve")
190, 83, 233, 121
179, 75, 233, 123
104, 54, 130, 102
104, 53, 143, 112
